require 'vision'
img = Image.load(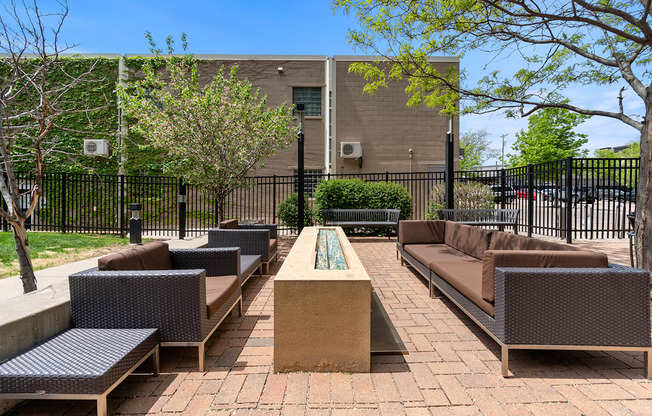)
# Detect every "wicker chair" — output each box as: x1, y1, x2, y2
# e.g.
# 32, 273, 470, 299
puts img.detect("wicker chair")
69, 242, 244, 371
209, 219, 278, 274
